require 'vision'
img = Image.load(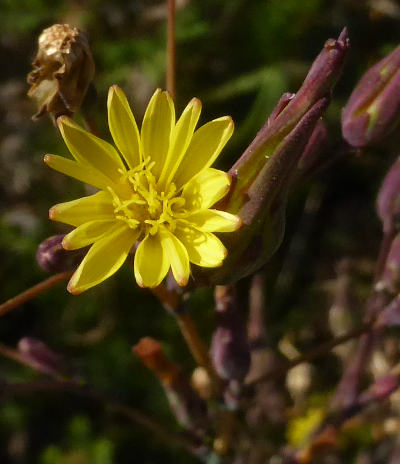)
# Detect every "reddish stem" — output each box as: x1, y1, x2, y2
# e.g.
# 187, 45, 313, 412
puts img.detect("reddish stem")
0, 271, 72, 317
